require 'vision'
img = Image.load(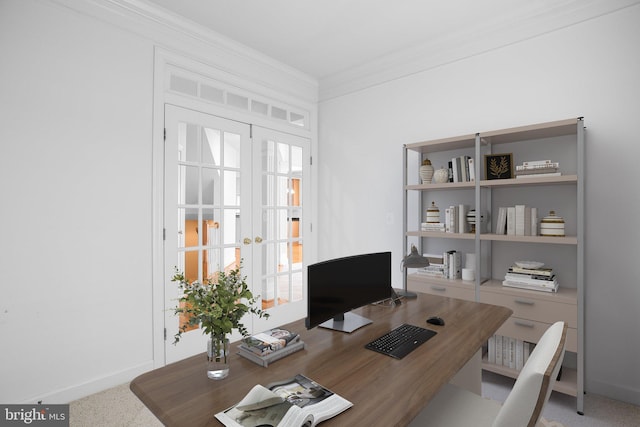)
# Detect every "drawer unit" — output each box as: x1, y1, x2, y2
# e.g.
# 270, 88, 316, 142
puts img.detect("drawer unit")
495, 317, 578, 353
480, 287, 577, 328
408, 274, 475, 301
